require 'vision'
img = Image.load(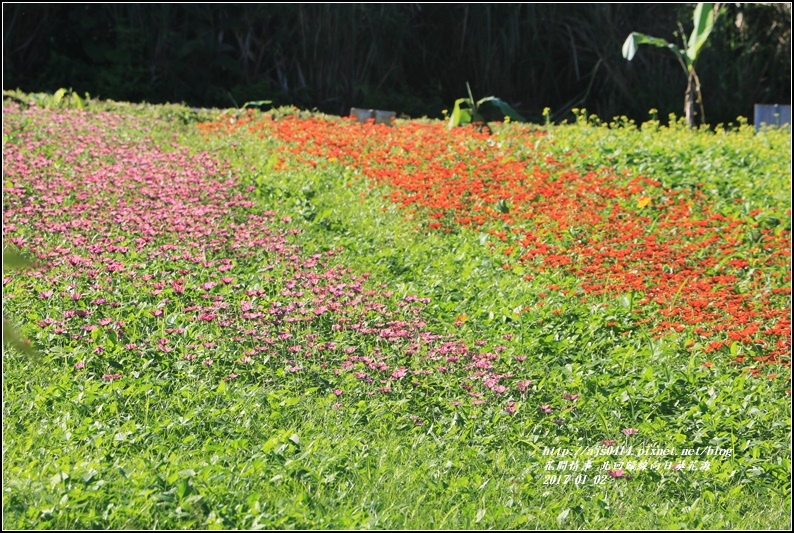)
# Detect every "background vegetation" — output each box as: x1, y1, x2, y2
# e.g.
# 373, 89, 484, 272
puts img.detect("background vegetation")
3, 3, 790, 123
